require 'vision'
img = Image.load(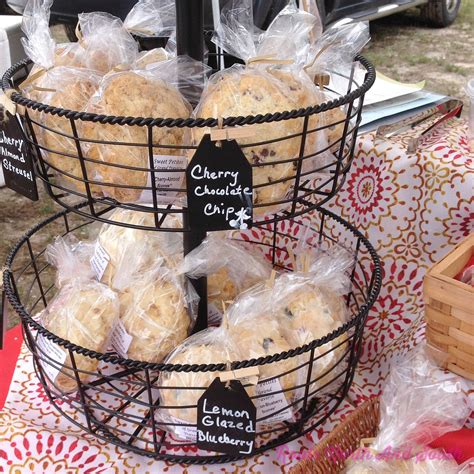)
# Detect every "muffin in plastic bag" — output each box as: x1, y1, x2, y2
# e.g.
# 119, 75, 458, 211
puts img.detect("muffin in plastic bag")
158, 327, 242, 439
37, 279, 119, 393
181, 233, 273, 324
113, 265, 198, 363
